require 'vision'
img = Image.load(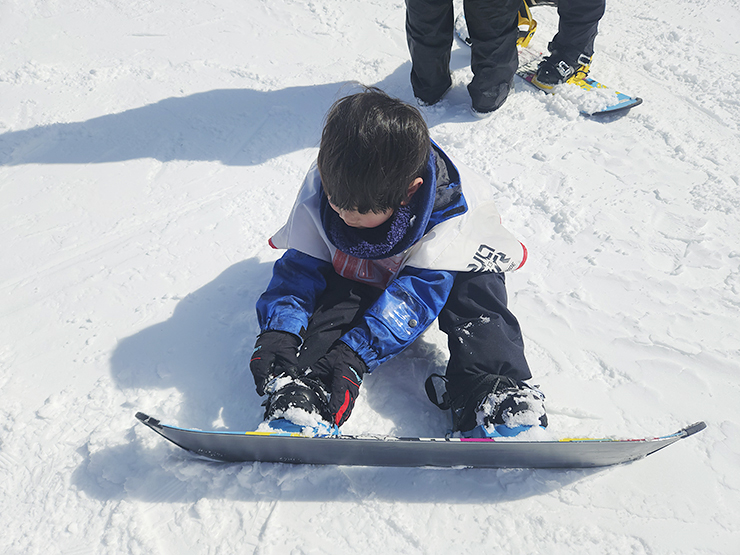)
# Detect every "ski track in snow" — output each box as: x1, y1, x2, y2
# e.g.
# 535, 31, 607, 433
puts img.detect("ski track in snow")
1, 0, 739, 553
